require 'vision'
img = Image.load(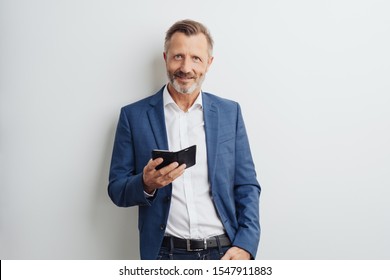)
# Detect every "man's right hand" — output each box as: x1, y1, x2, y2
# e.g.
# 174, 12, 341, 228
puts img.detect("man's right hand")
142, 158, 186, 194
